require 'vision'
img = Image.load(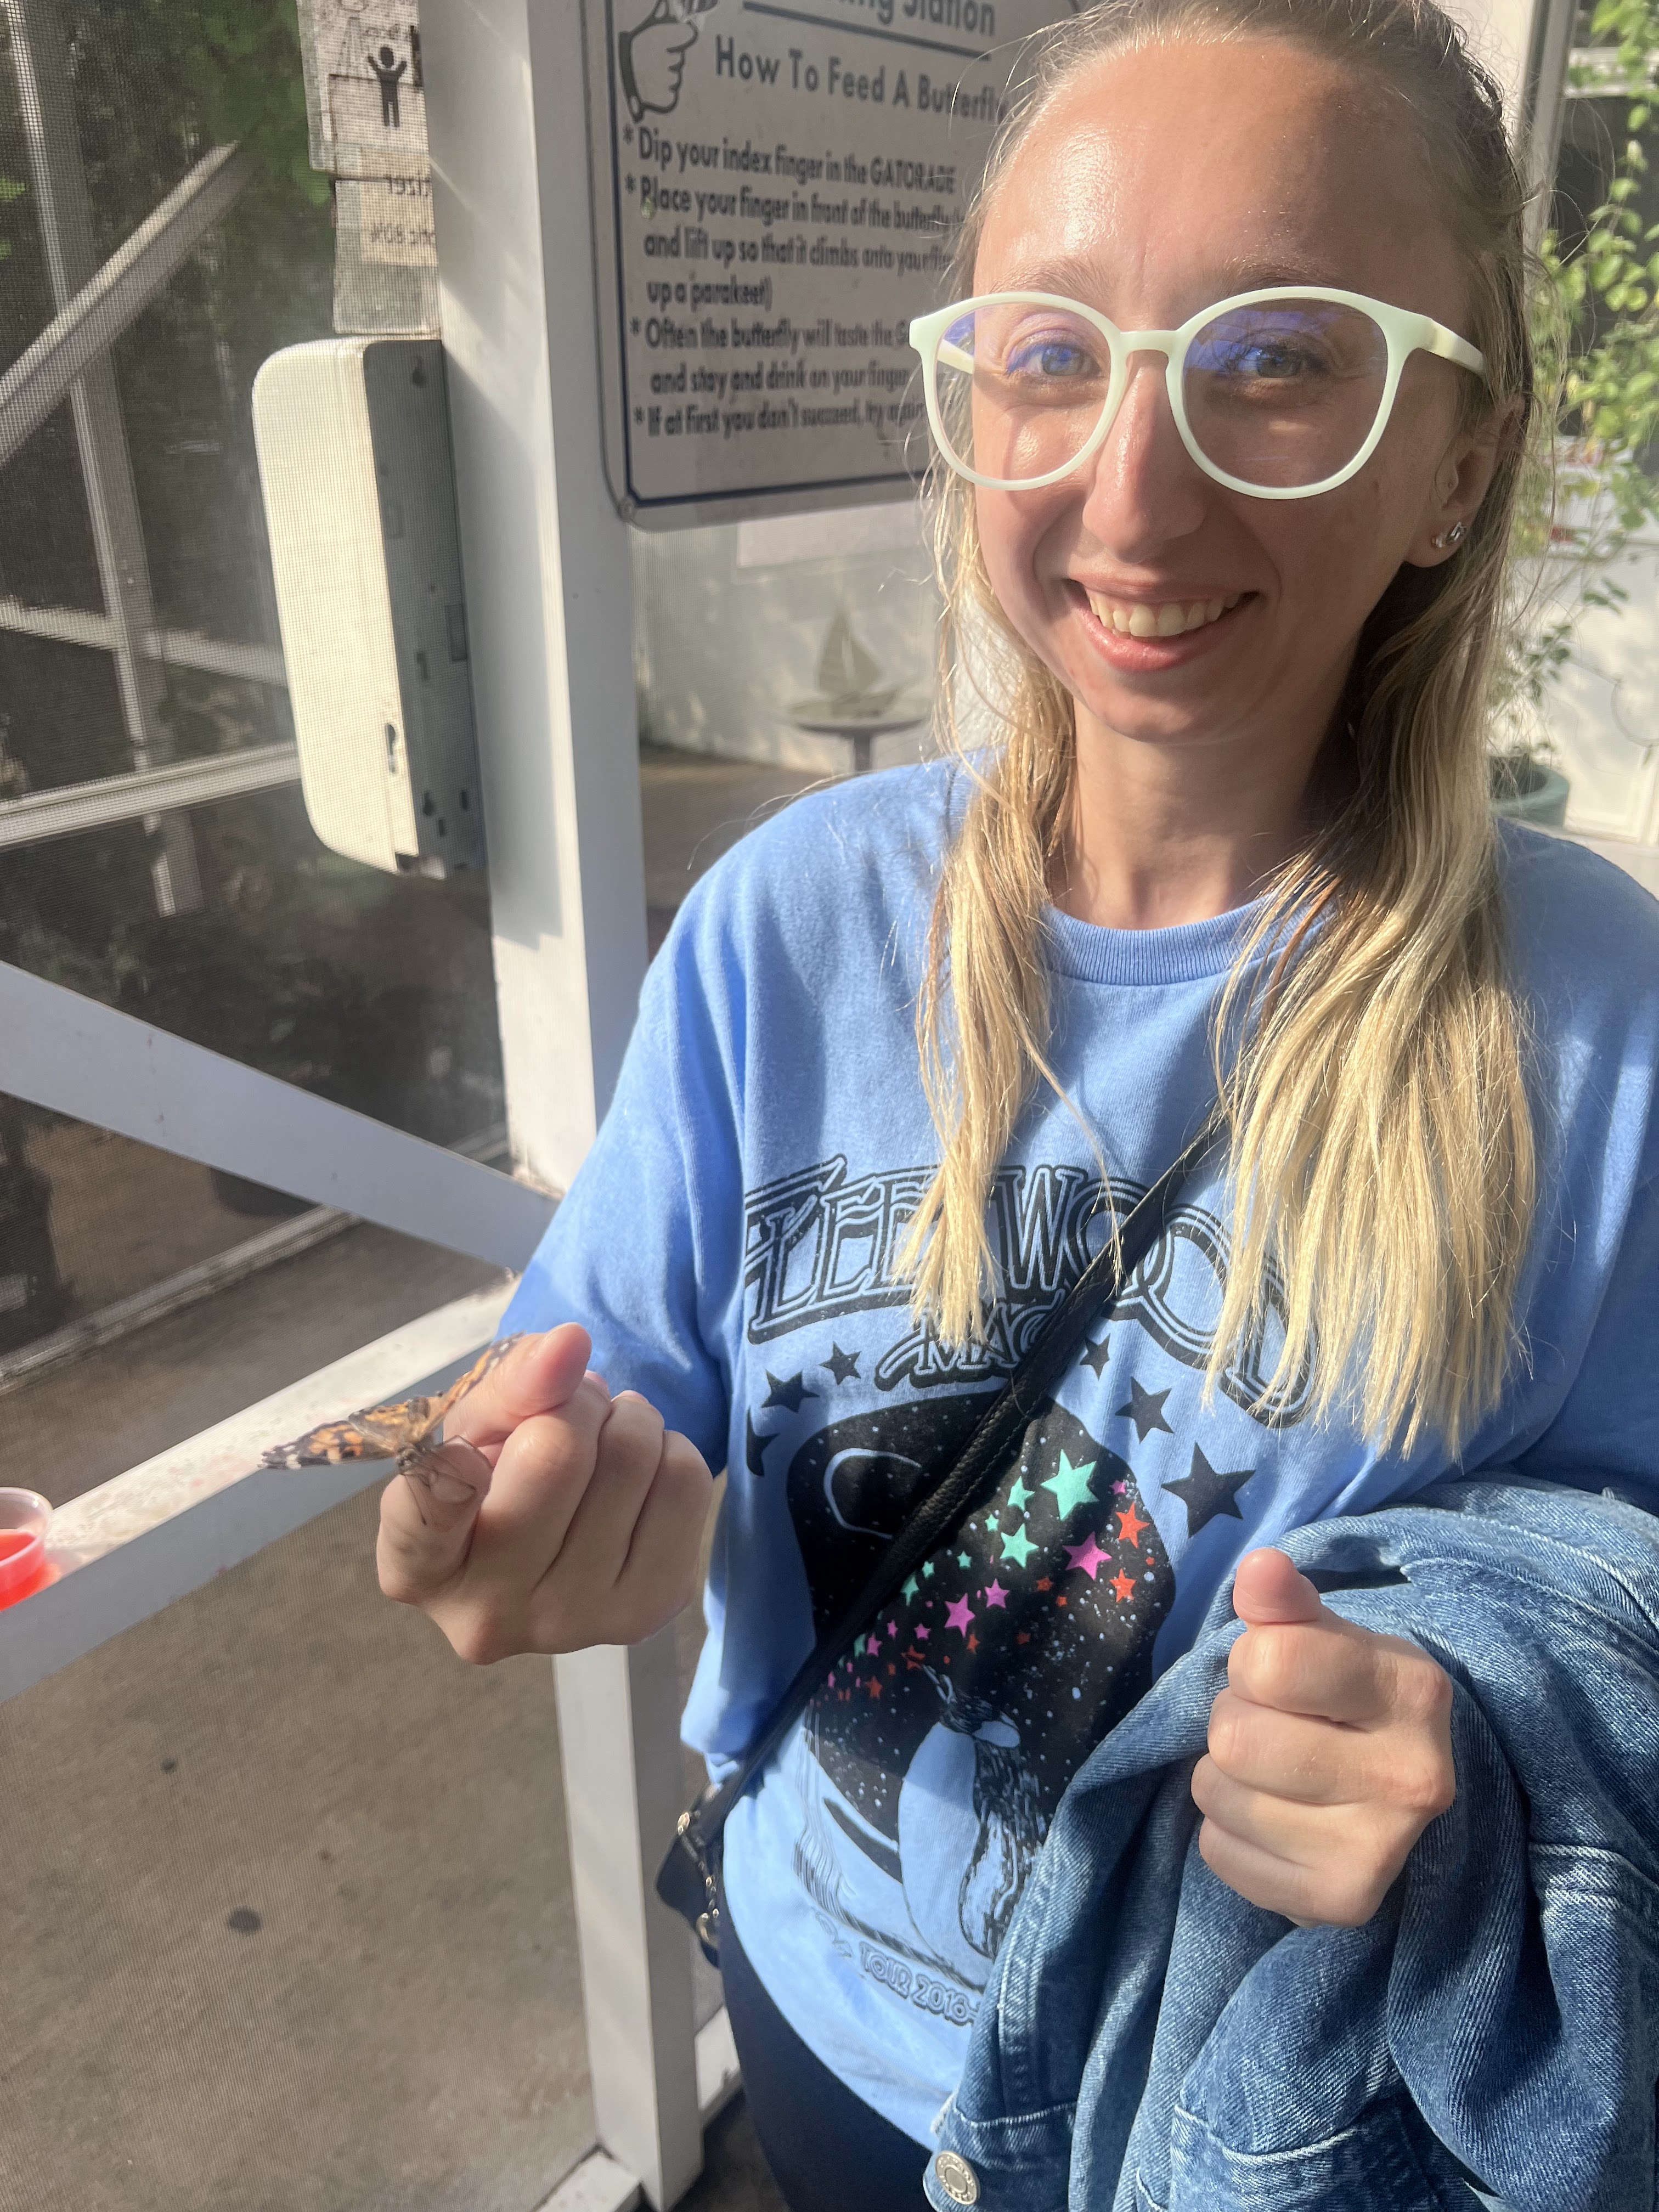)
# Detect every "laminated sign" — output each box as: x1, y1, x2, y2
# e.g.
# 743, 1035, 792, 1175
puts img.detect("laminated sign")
297, 0, 438, 334
585, 0, 1076, 528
